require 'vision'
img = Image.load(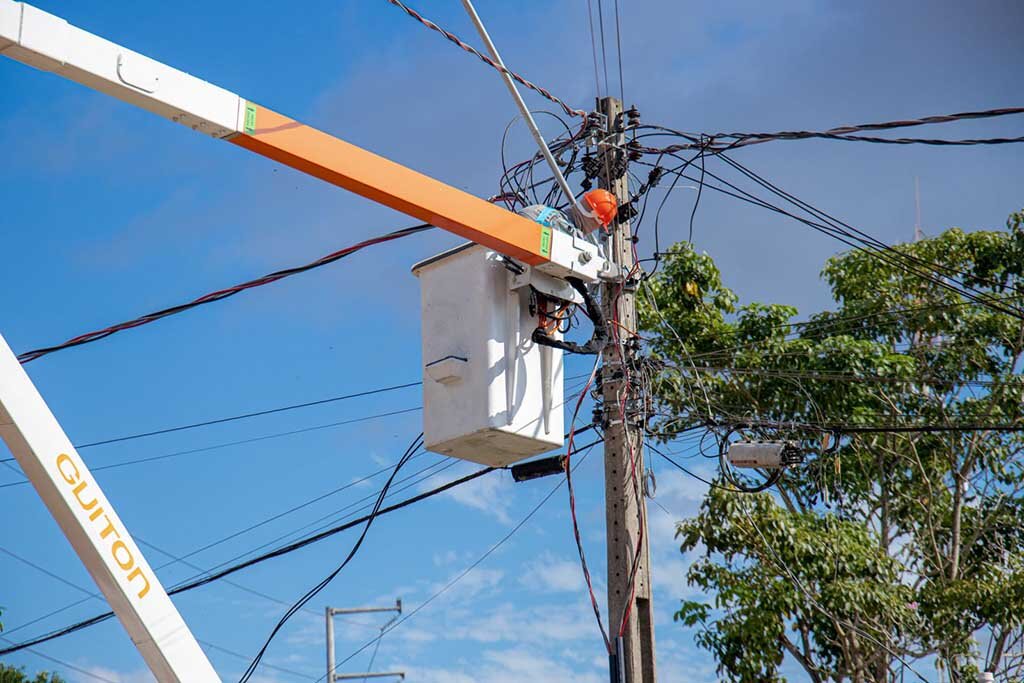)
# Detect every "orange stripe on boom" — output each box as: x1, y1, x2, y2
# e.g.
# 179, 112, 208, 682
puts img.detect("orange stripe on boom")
230, 104, 548, 265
